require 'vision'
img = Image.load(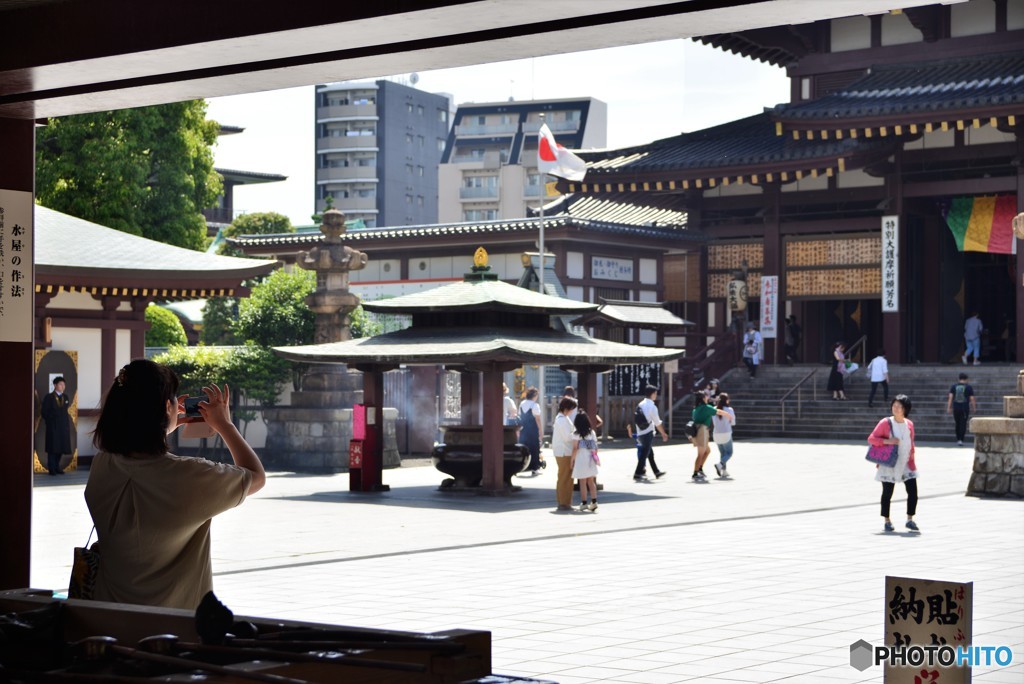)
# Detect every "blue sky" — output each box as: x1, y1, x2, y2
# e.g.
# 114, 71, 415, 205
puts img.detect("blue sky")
206, 39, 789, 227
